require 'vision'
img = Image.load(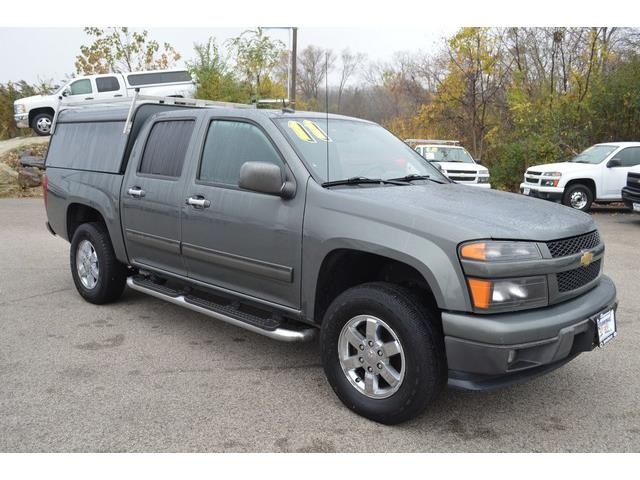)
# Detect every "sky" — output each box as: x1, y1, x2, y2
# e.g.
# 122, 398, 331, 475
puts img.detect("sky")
0, 27, 455, 85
